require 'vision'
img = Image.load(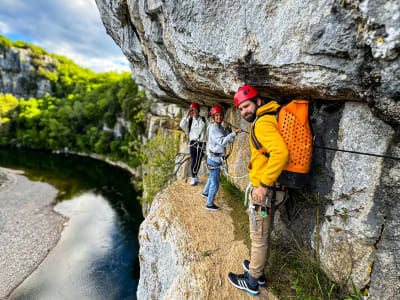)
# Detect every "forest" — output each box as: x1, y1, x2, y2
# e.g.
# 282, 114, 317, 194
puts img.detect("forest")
0, 35, 147, 167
